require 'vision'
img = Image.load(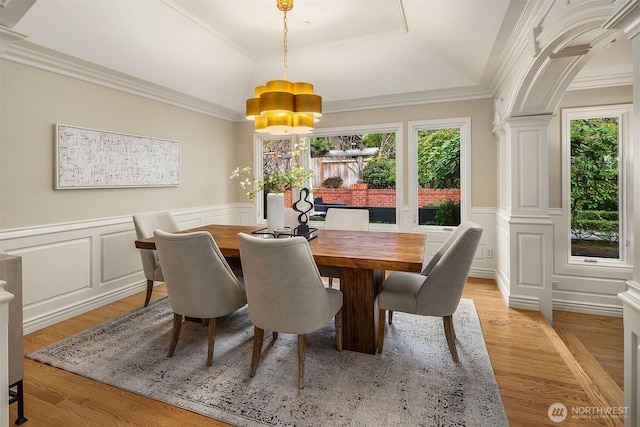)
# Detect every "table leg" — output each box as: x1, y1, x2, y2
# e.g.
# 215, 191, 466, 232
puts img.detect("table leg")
339, 267, 384, 354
